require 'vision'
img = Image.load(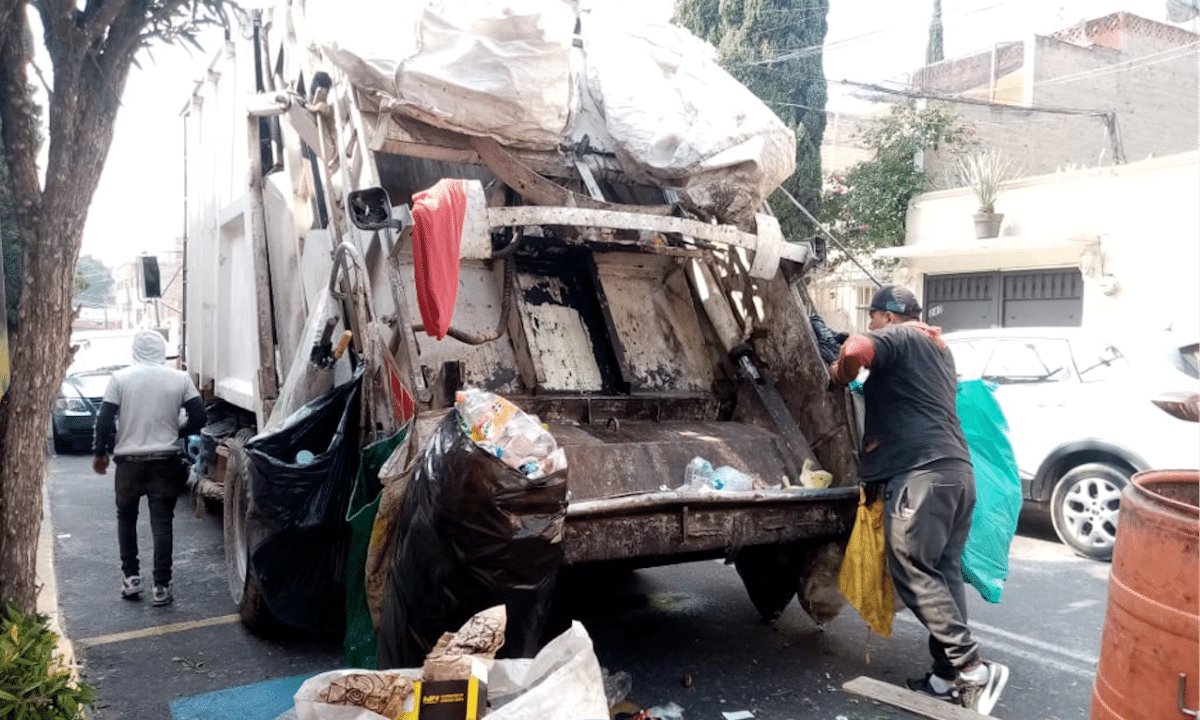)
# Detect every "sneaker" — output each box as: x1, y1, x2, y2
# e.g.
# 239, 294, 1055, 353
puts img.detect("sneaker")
959, 661, 1009, 716
121, 575, 143, 599
151, 584, 173, 607
905, 673, 961, 703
